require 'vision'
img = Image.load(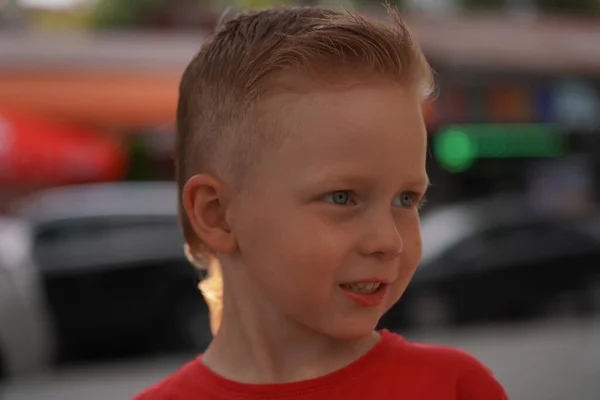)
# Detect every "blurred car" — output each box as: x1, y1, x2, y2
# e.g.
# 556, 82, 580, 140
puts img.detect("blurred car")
0, 217, 55, 379
10, 182, 212, 364
381, 195, 600, 330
